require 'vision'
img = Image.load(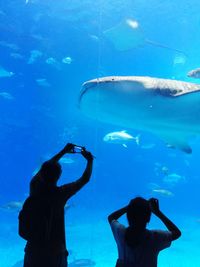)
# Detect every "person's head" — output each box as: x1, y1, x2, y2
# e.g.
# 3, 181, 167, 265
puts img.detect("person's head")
40, 160, 62, 185
127, 197, 151, 229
